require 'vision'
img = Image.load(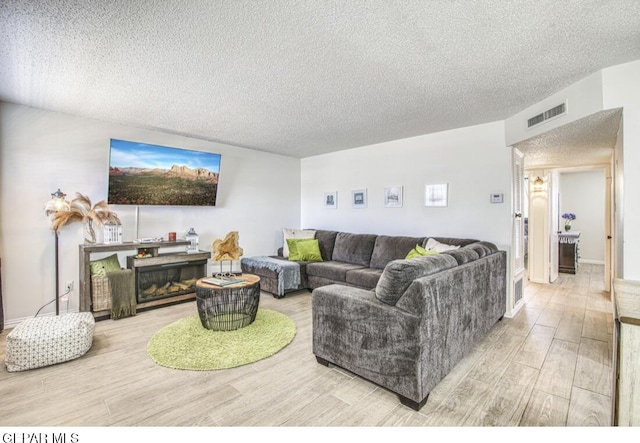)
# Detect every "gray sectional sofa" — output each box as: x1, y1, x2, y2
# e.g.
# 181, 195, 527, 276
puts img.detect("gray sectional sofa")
241, 229, 507, 410
241, 229, 484, 296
